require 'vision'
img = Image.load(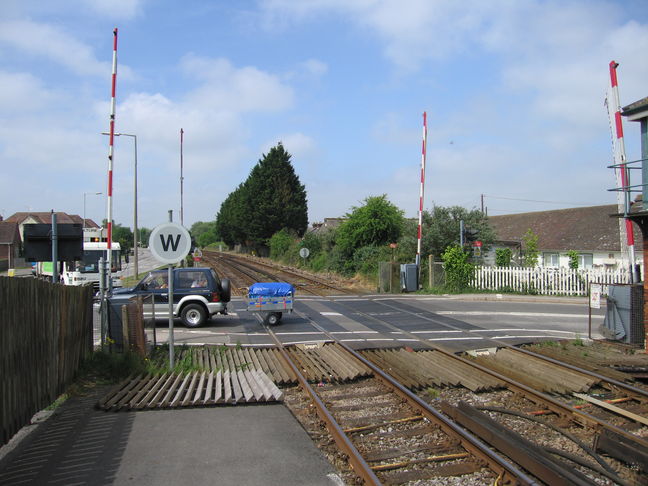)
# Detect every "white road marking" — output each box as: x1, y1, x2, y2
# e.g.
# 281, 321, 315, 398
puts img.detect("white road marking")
491, 334, 580, 339
320, 312, 343, 316
470, 328, 578, 334
428, 337, 484, 341
411, 330, 463, 334
330, 330, 378, 334
435, 311, 588, 318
